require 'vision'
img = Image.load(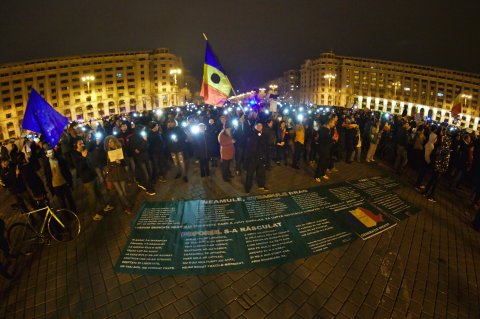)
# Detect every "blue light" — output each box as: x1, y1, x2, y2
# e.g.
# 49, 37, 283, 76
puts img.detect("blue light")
249, 100, 256, 106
